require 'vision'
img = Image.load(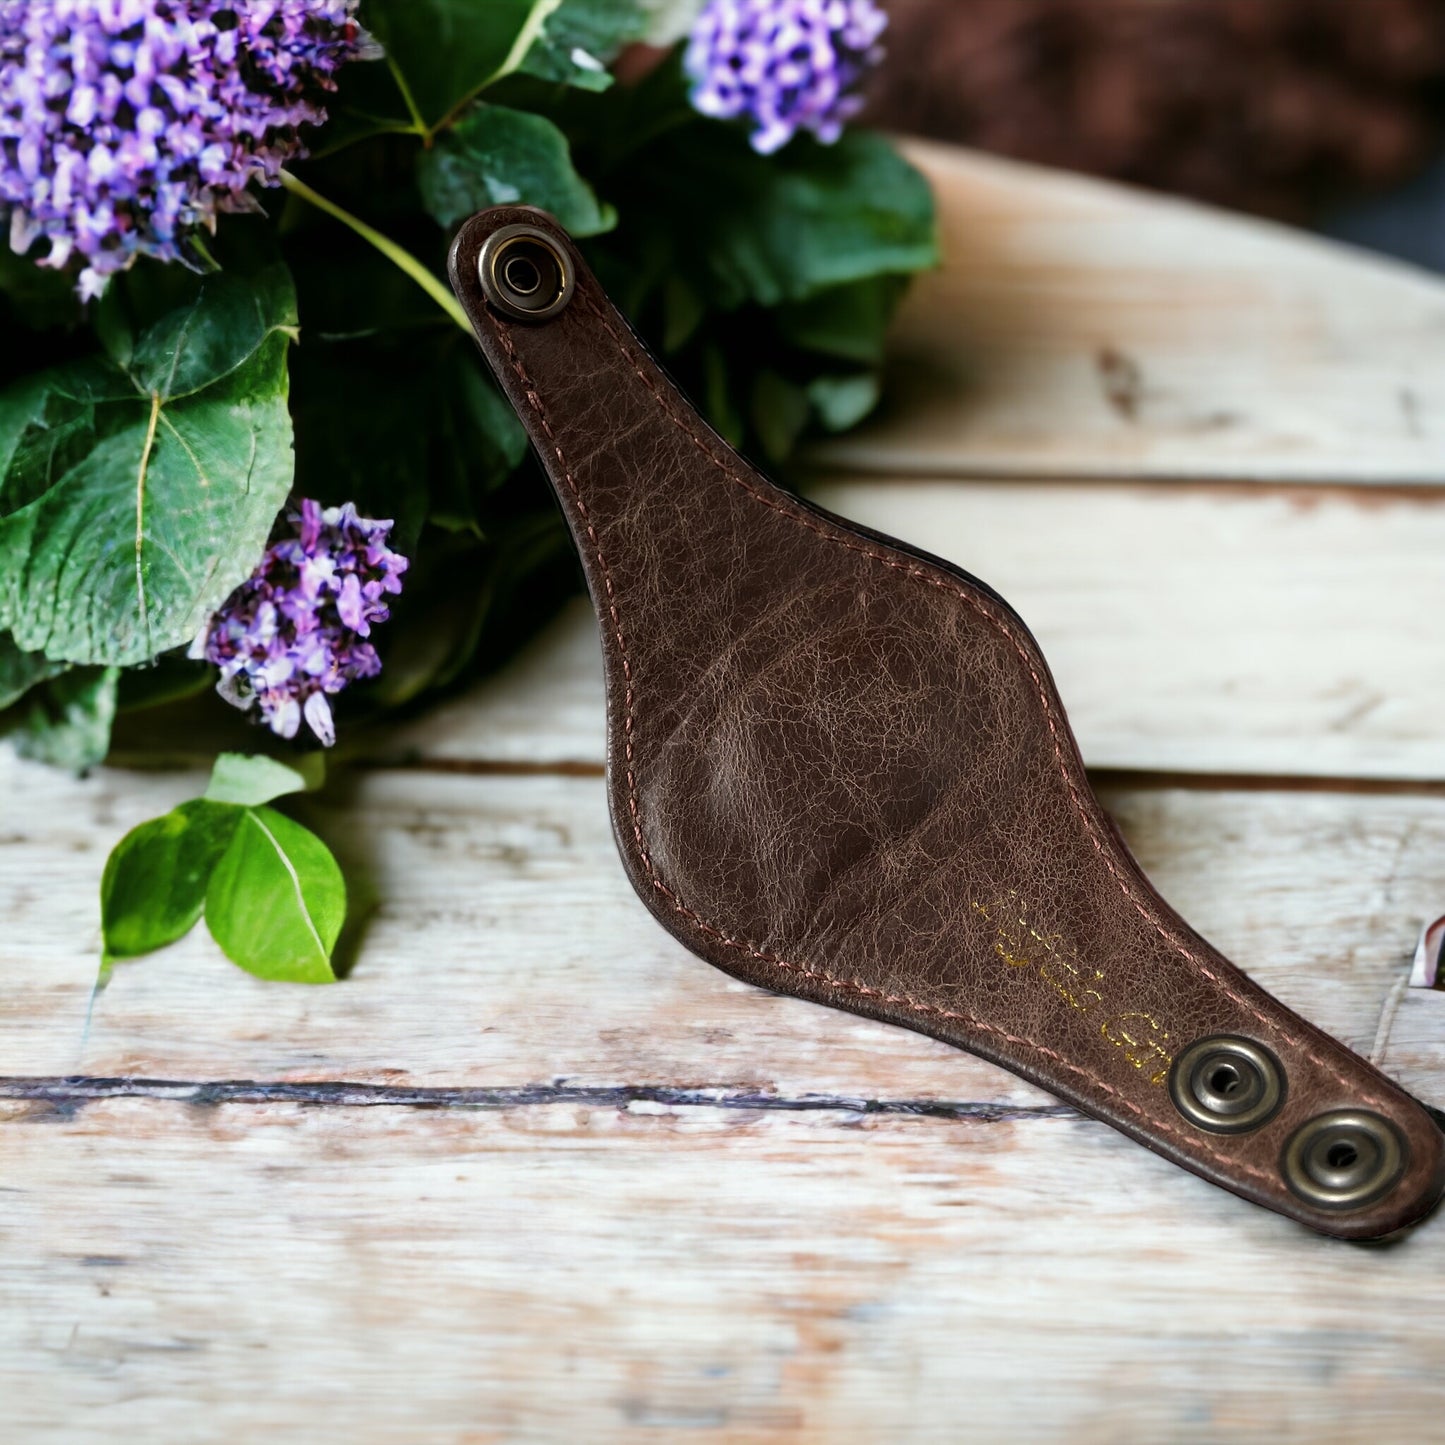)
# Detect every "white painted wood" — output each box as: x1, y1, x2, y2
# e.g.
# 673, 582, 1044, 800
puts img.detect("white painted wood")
387, 480, 1445, 780
8, 138, 1445, 1444
806, 141, 1445, 484
4, 752, 1440, 1110
4, 1094, 1444, 1444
